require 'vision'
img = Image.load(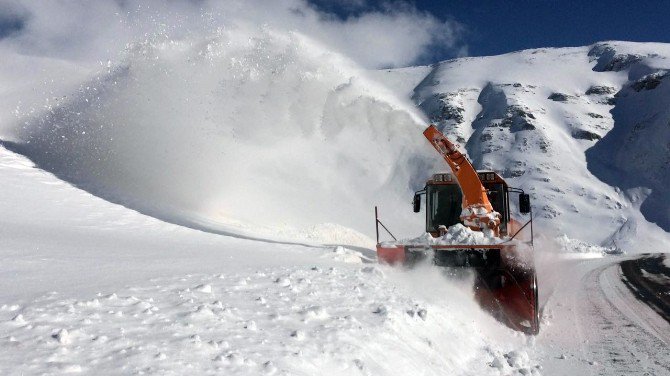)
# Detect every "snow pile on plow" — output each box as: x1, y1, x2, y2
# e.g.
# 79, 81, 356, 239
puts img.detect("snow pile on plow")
395, 224, 503, 246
